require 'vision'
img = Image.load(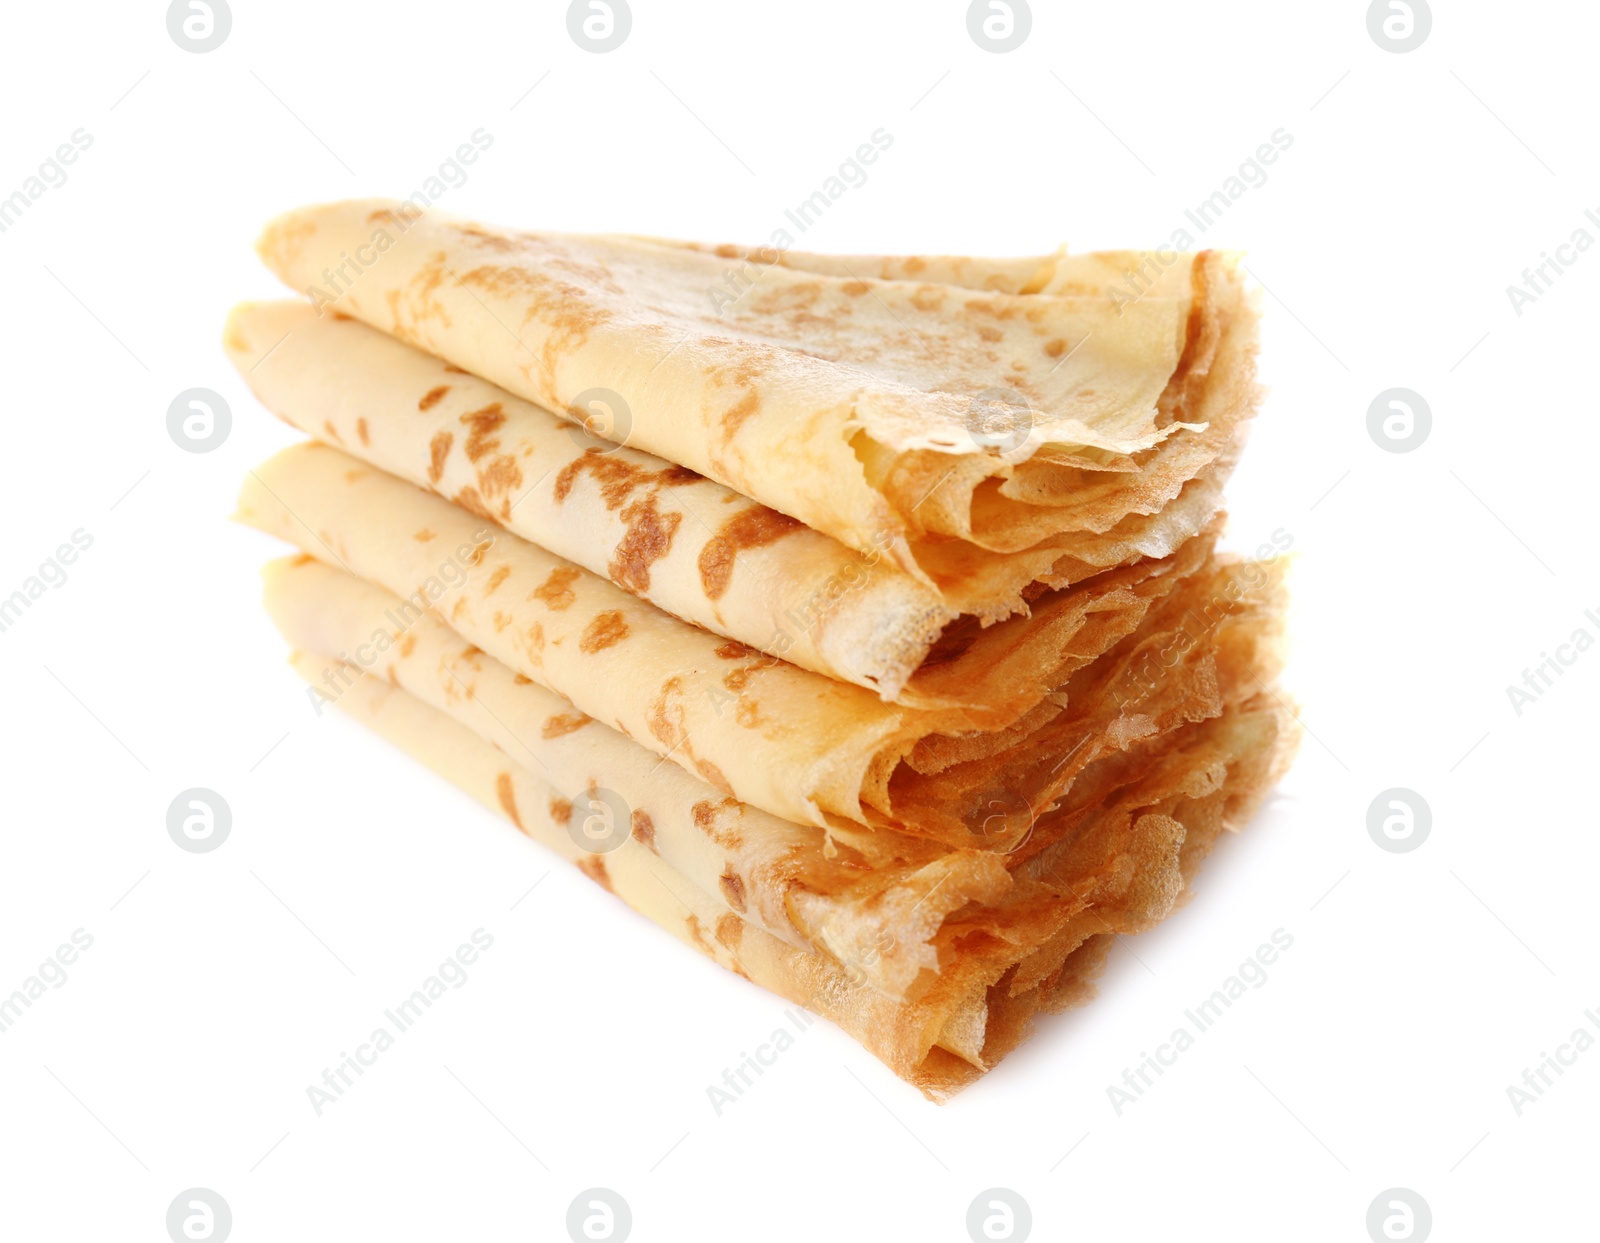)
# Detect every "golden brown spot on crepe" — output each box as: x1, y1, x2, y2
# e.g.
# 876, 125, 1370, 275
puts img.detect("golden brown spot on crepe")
344, 470, 365, 484
1044, 338, 1067, 357
451, 597, 468, 622
366, 208, 397, 225
419, 385, 450, 411
576, 855, 612, 892
289, 553, 315, 568
714, 243, 739, 258
330, 310, 354, 322
454, 487, 496, 522
694, 757, 734, 794
492, 610, 512, 632
723, 667, 752, 693
841, 280, 869, 296
444, 364, 472, 375
977, 325, 1002, 343
715, 641, 755, 660
483, 565, 511, 596
549, 795, 573, 825
461, 403, 506, 461
910, 285, 945, 312
714, 914, 745, 952
685, 914, 713, 954
495, 773, 523, 829
755, 281, 824, 316
531, 567, 581, 610
579, 610, 629, 653
904, 256, 926, 274
965, 297, 1019, 320
428, 431, 453, 484
414, 528, 436, 542
554, 449, 700, 509
513, 672, 533, 685
698, 508, 803, 600
454, 223, 520, 254
692, 798, 744, 851
721, 389, 761, 438
479, 454, 524, 499
356, 418, 370, 445
397, 633, 417, 657
541, 712, 590, 739
735, 699, 764, 730
718, 872, 747, 914
610, 495, 682, 594
630, 810, 657, 854
322, 420, 344, 444
650, 677, 686, 749
446, 255, 615, 398
466, 540, 489, 567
